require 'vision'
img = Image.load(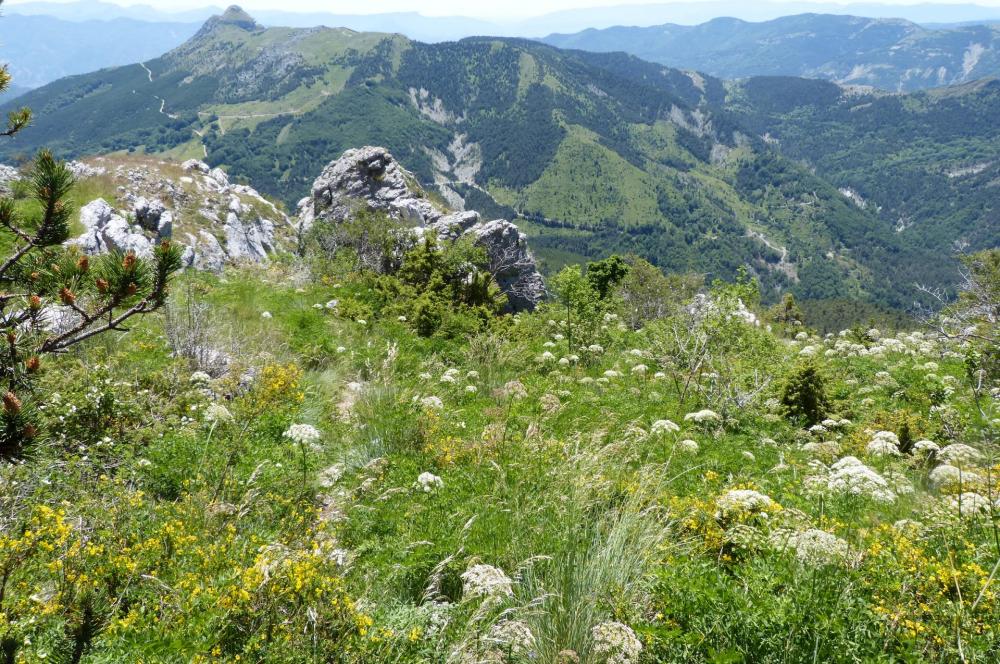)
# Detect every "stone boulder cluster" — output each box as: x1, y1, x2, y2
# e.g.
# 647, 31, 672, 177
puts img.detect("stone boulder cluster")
298, 146, 545, 311
68, 158, 290, 271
